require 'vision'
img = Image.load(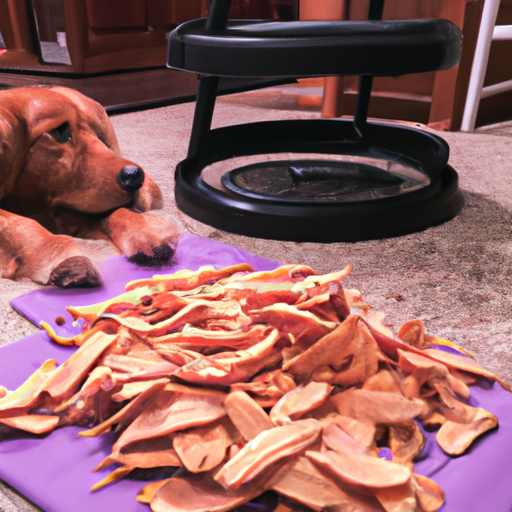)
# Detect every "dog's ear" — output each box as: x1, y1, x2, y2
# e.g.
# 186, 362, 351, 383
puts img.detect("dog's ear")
49, 87, 121, 154
0, 107, 31, 198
